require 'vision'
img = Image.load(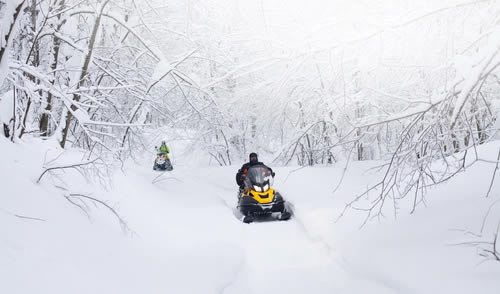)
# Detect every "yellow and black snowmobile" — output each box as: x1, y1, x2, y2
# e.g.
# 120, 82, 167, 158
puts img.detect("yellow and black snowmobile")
237, 165, 291, 223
